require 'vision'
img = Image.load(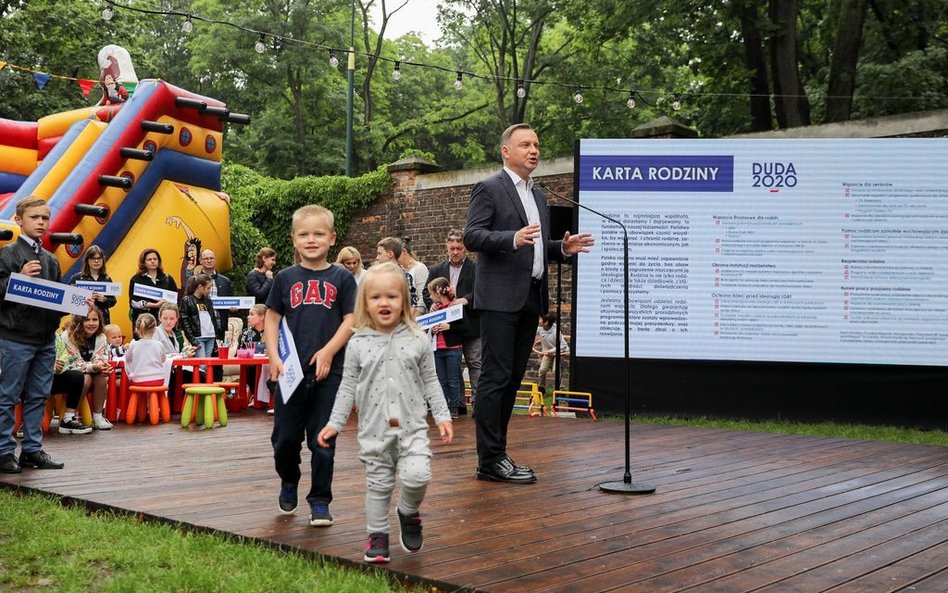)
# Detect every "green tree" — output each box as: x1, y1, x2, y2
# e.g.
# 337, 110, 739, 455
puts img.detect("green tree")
186, 0, 348, 177
0, 1, 112, 121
